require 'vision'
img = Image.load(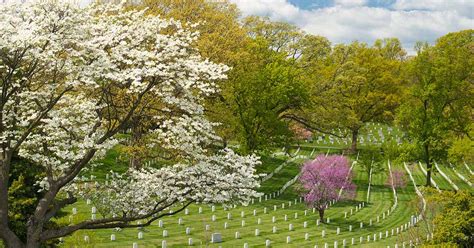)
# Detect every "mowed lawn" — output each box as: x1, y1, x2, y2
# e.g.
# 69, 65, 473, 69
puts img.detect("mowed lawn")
58, 153, 432, 247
